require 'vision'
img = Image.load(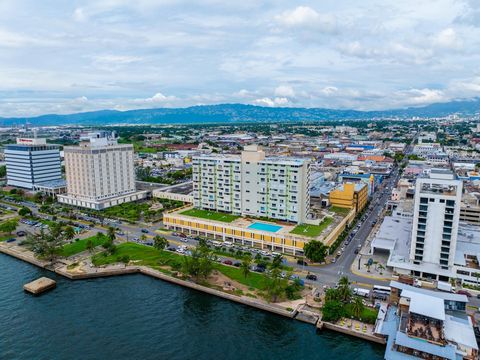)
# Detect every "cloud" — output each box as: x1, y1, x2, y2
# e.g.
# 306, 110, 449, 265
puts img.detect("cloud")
275, 6, 337, 33
0, 0, 480, 116
253, 97, 289, 107
274, 85, 295, 98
